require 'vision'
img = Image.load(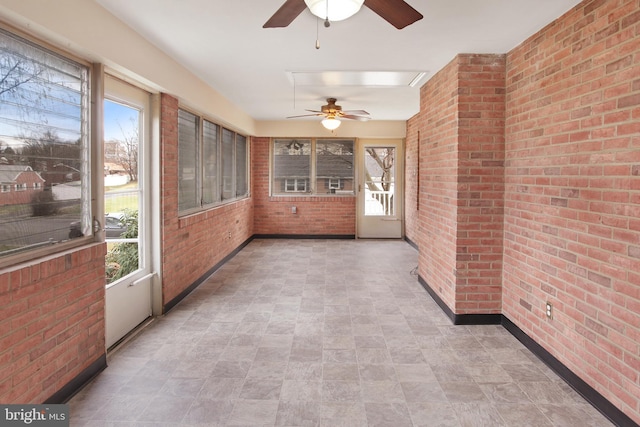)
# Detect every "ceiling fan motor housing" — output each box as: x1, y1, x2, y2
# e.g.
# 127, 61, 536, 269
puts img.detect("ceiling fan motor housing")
322, 98, 341, 114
